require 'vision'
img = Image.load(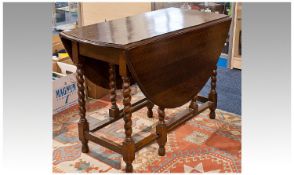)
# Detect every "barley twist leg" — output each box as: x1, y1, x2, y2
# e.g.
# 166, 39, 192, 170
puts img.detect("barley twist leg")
121, 76, 135, 172
156, 107, 167, 156
77, 63, 89, 153
109, 64, 119, 118
209, 66, 217, 119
